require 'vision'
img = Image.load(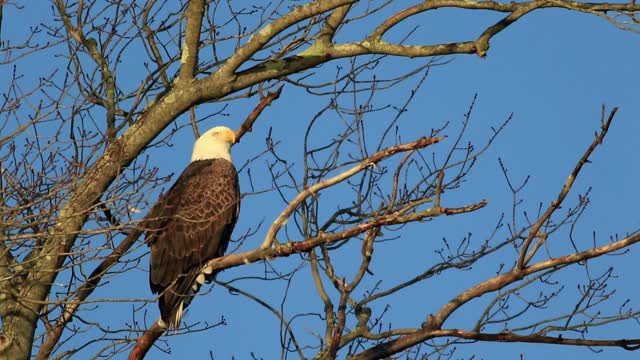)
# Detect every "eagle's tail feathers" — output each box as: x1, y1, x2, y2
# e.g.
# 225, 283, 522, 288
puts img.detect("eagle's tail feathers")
160, 266, 217, 330
174, 300, 184, 330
